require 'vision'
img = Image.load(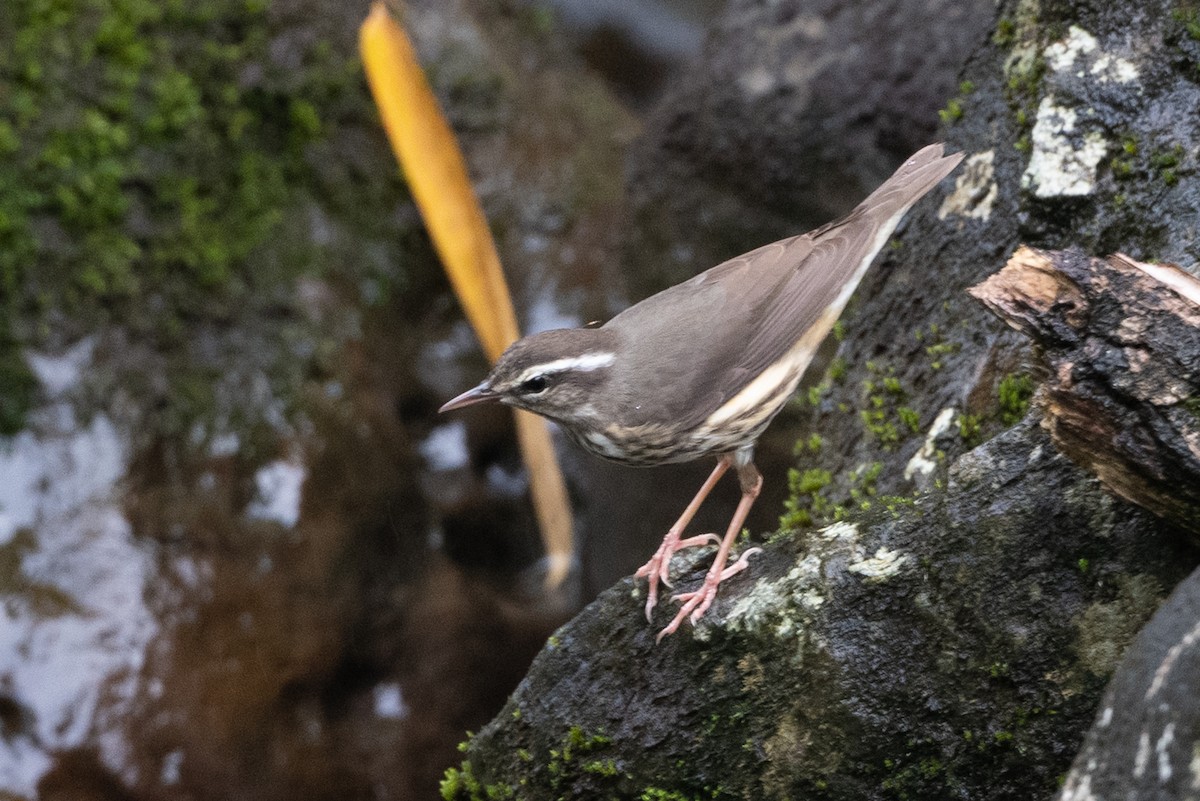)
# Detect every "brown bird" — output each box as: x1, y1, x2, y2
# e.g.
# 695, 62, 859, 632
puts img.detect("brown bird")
440, 144, 963, 640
